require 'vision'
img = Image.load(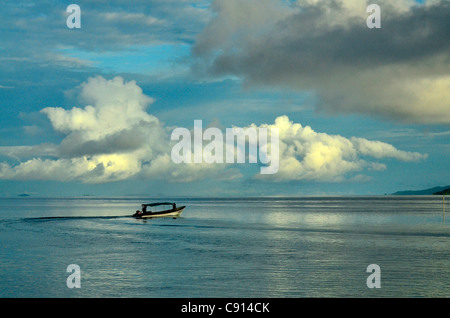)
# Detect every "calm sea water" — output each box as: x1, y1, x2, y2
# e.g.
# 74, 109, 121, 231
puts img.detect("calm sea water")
0, 196, 448, 298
